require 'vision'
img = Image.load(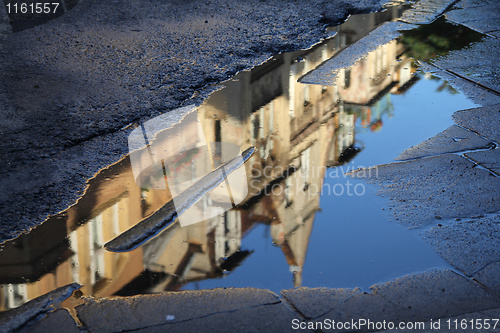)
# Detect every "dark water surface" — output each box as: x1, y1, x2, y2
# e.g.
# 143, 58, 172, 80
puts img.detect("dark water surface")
0, 7, 484, 310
